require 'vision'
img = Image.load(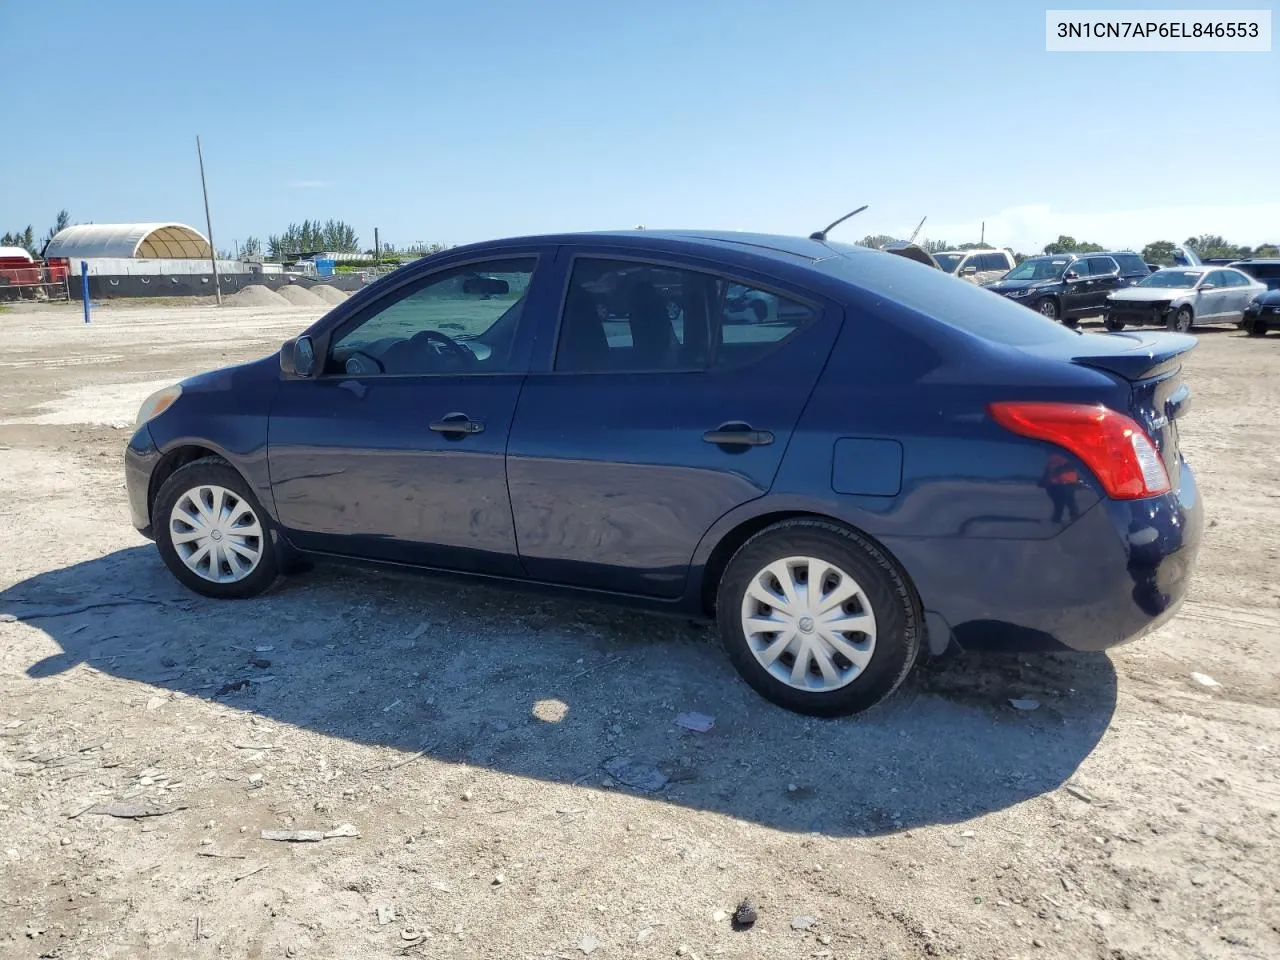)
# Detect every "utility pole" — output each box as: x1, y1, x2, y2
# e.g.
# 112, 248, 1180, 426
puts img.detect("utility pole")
980, 221, 985, 245
374, 227, 380, 274
196, 135, 222, 305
